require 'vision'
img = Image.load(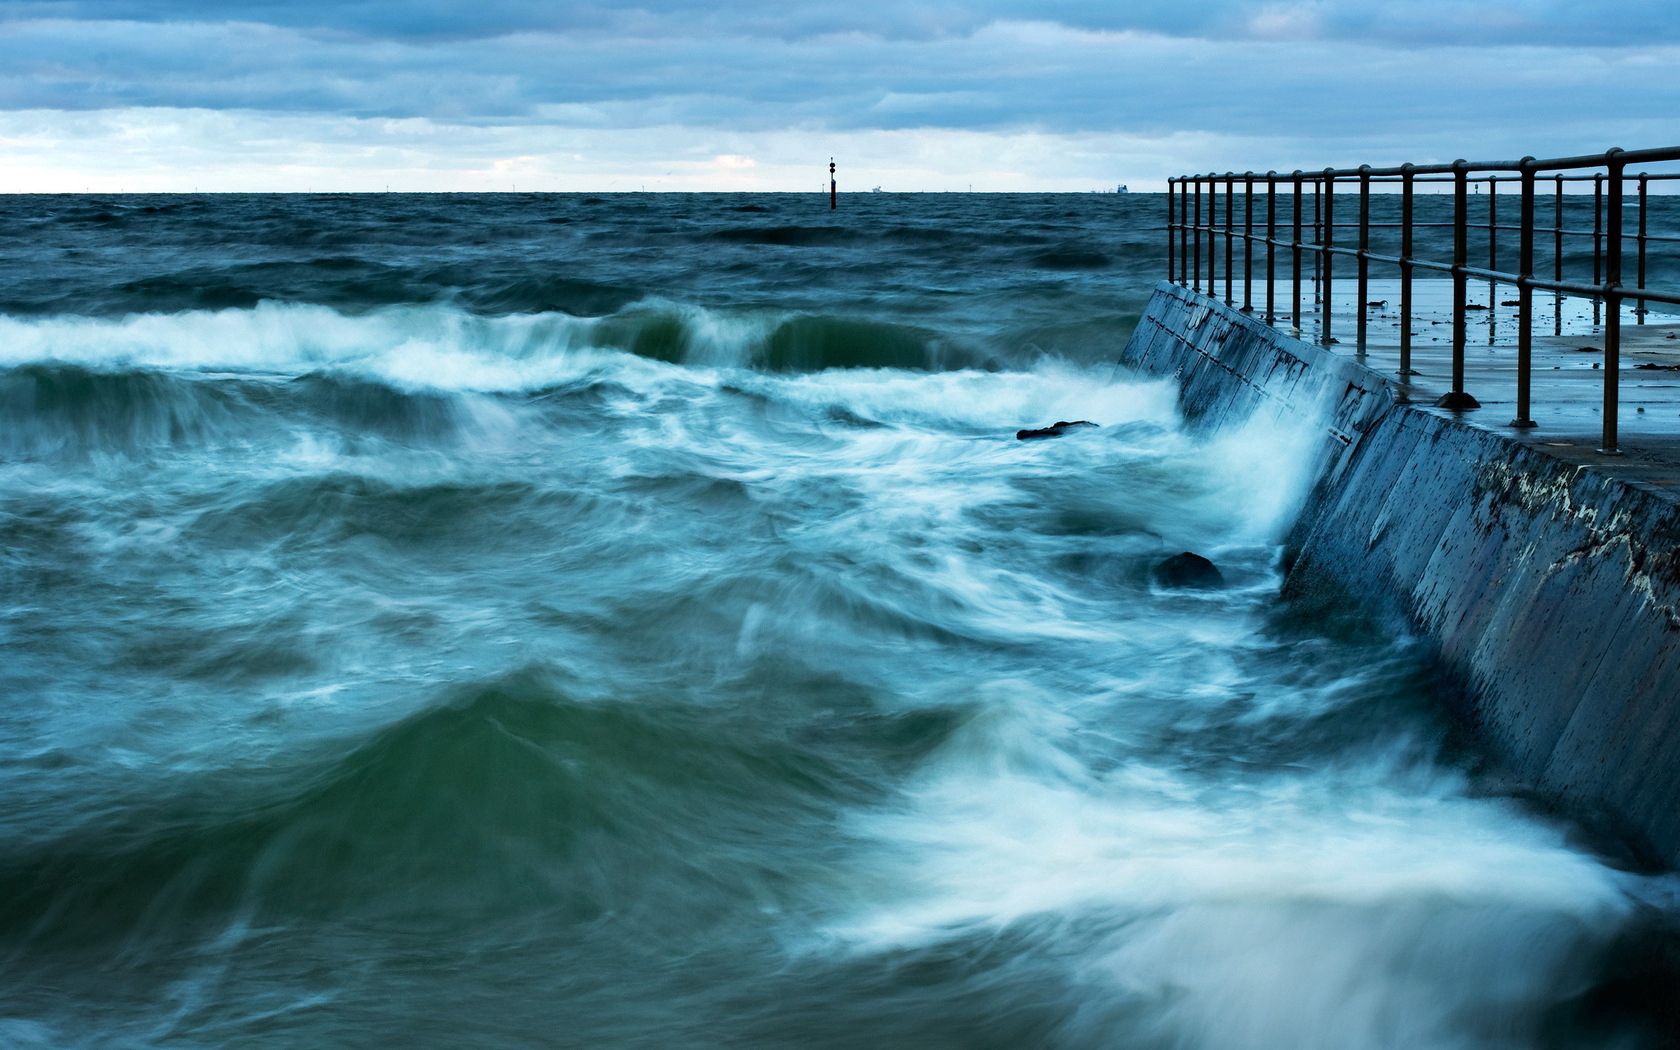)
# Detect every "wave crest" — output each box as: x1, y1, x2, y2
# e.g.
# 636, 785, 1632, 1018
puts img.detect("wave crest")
0, 363, 477, 457
0, 300, 984, 394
